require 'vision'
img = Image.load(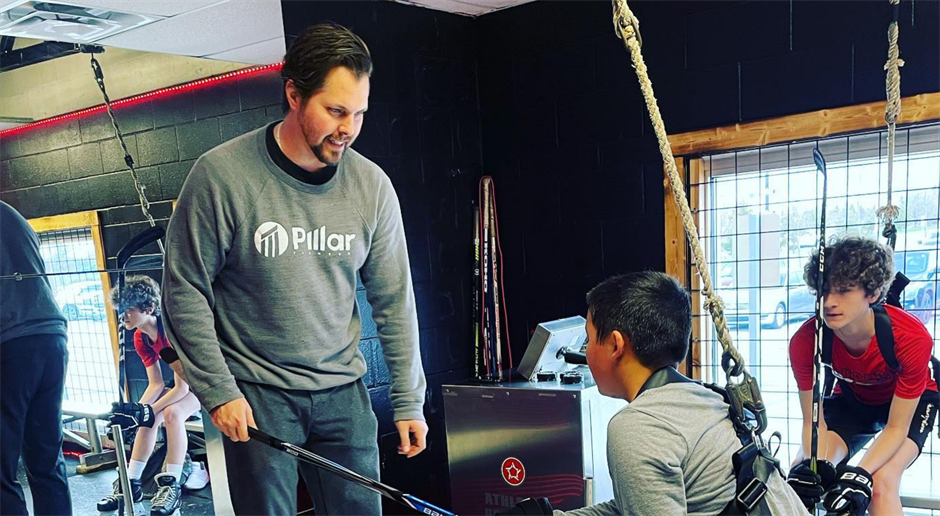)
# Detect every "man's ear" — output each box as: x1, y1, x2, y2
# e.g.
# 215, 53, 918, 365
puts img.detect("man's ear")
609, 330, 627, 360
285, 80, 303, 111
144, 305, 156, 316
